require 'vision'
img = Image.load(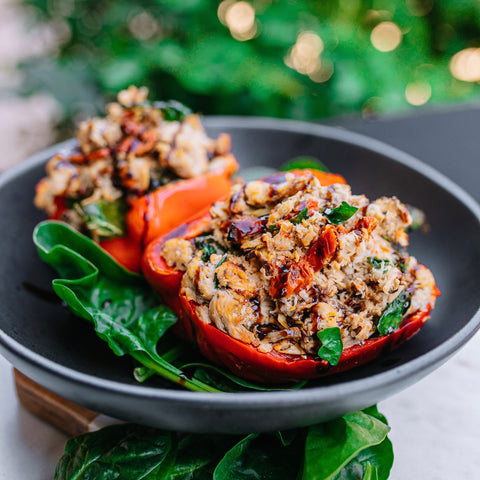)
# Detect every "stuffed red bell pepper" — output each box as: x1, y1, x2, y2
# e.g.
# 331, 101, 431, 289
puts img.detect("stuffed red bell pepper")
34, 86, 237, 272
142, 171, 440, 383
